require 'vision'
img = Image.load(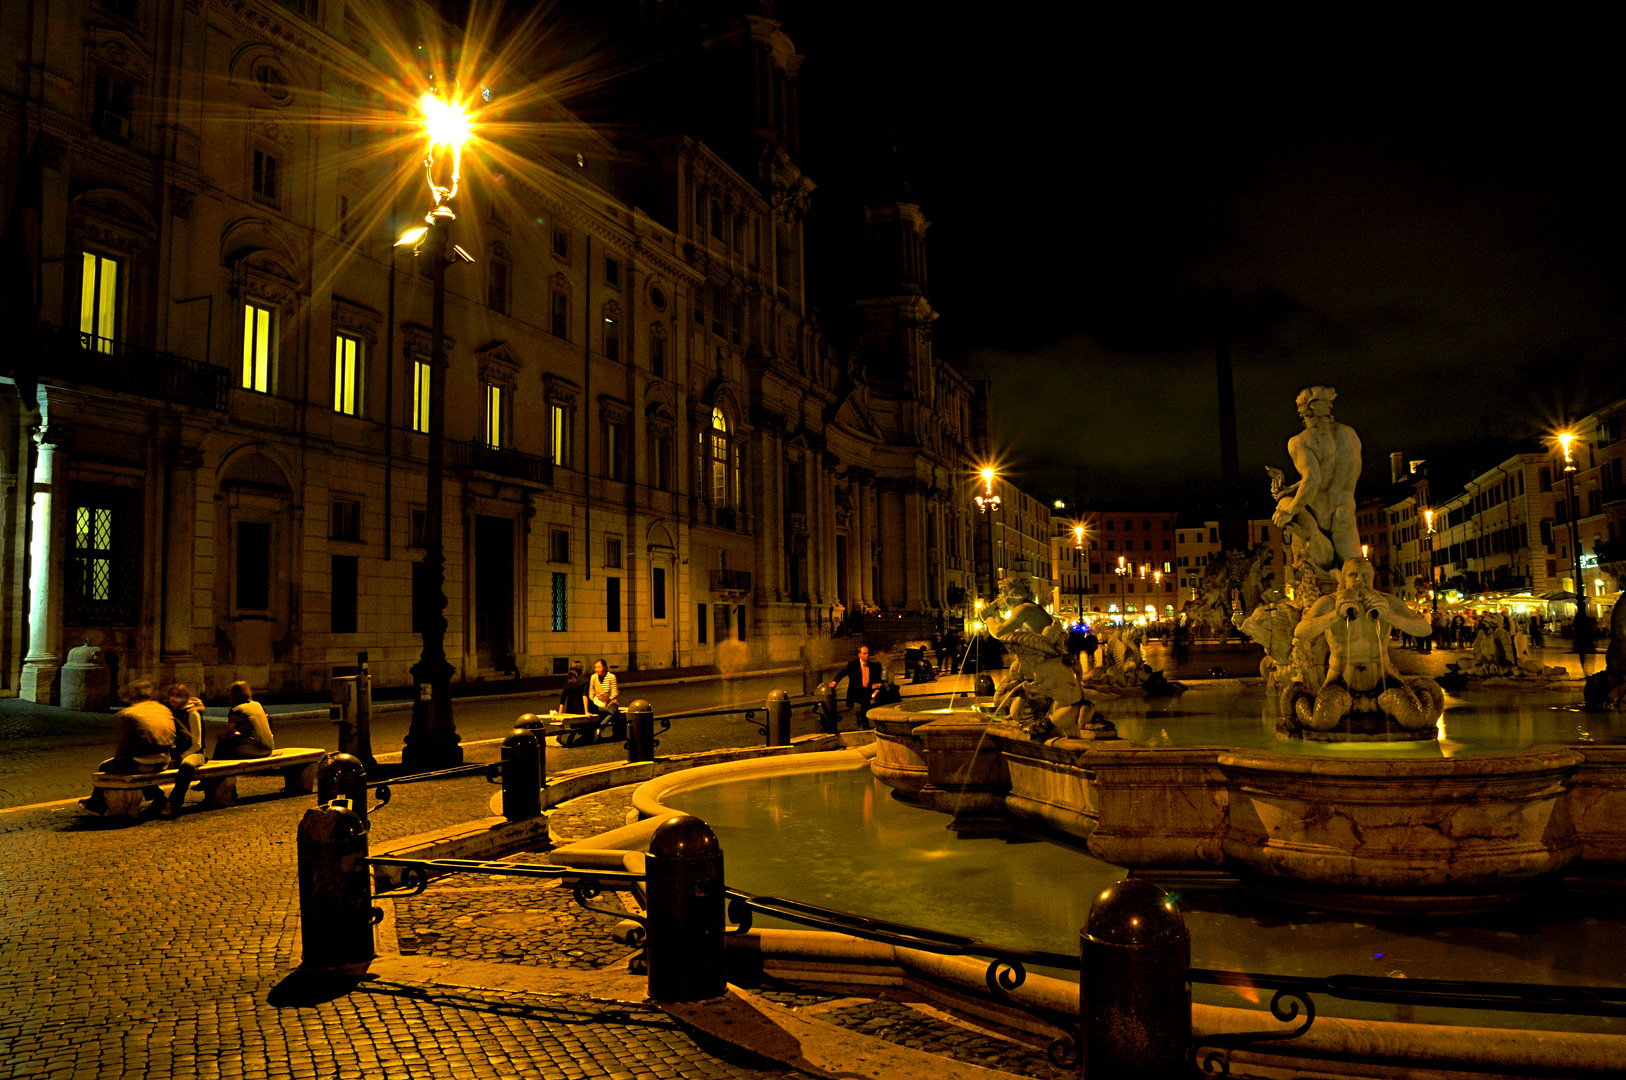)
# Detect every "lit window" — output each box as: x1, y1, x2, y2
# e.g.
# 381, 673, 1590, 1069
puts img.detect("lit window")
242, 301, 275, 392
484, 384, 505, 448
412, 360, 431, 433
550, 404, 572, 468
604, 315, 620, 362
711, 407, 729, 506
73, 507, 114, 601
79, 253, 119, 353
333, 332, 361, 415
